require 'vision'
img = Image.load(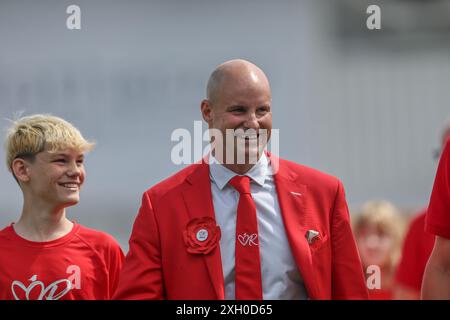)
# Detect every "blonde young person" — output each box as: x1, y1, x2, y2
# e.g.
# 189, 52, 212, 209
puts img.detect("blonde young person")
0, 114, 124, 300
